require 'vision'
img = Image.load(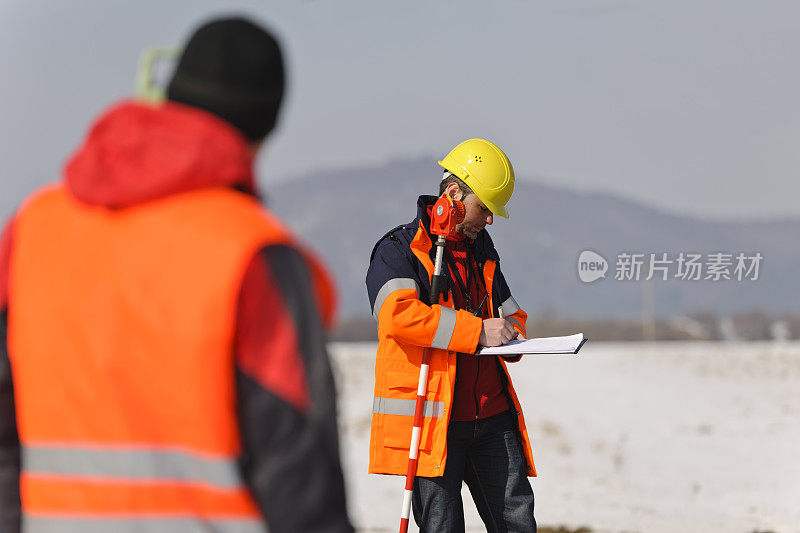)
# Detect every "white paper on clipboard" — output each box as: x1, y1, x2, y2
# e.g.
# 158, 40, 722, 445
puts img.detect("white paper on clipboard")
478, 333, 586, 356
